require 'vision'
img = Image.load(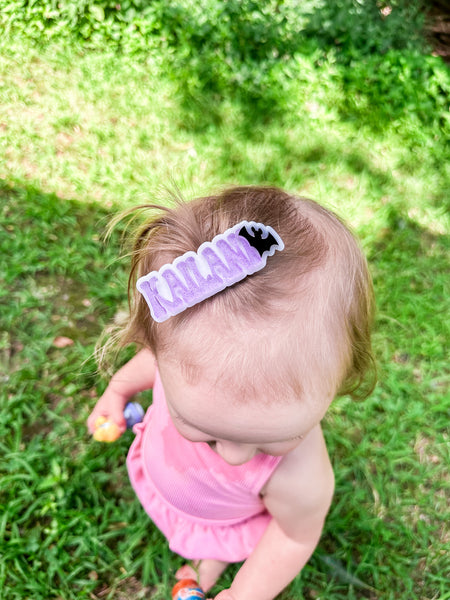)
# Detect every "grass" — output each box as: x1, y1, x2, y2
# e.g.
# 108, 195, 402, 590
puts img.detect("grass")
0, 3, 449, 599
